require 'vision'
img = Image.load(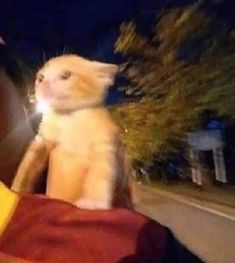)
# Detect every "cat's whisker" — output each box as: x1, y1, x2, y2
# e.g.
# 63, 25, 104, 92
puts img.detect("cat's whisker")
42, 51, 47, 64
62, 45, 70, 55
